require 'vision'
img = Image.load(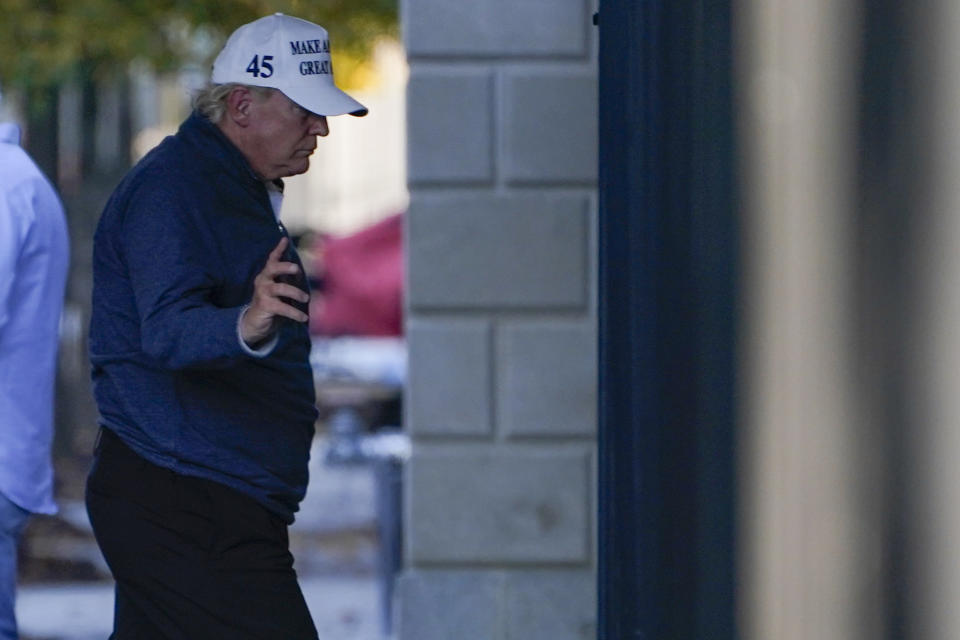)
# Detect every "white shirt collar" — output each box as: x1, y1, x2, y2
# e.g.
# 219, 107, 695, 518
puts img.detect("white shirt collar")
265, 179, 284, 221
